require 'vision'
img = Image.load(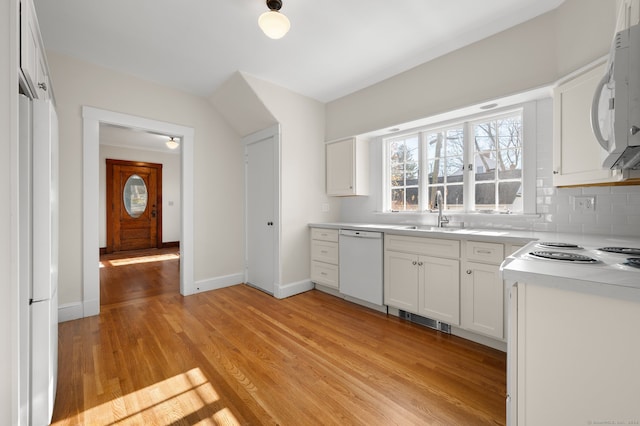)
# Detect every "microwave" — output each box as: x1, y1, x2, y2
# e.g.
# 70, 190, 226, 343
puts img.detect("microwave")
591, 23, 640, 170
